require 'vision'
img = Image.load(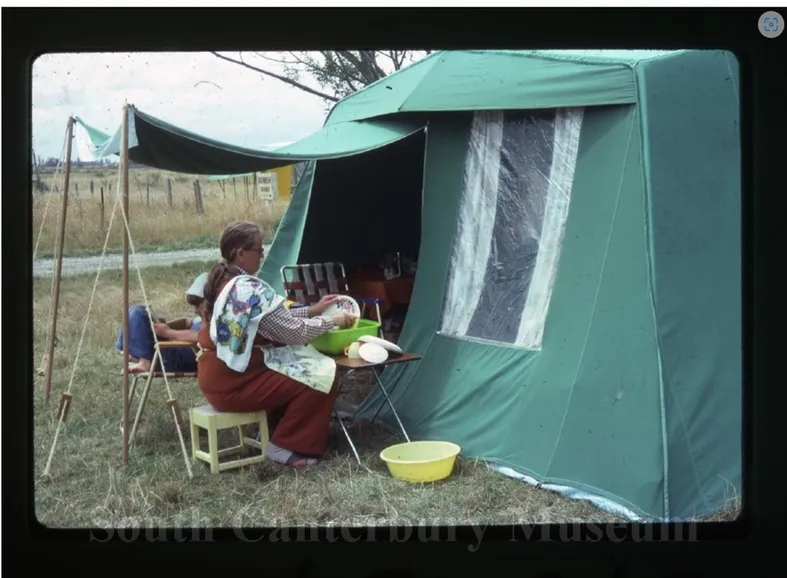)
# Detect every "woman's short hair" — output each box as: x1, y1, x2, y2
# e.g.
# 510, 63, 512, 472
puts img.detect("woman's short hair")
219, 221, 261, 263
